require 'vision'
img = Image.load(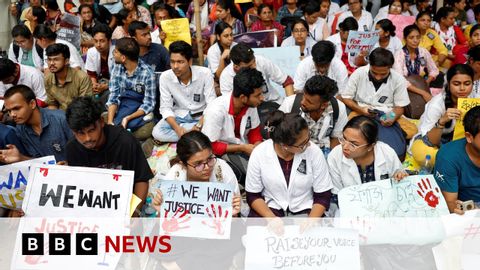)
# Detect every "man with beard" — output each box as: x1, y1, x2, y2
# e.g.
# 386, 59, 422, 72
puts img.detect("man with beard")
279, 75, 348, 156
152, 41, 216, 142
44, 43, 92, 111
106, 37, 156, 139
